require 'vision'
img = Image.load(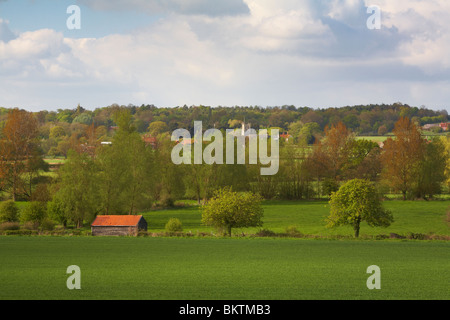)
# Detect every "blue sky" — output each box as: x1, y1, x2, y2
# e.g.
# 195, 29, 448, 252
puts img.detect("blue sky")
0, 0, 158, 38
0, 0, 449, 112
